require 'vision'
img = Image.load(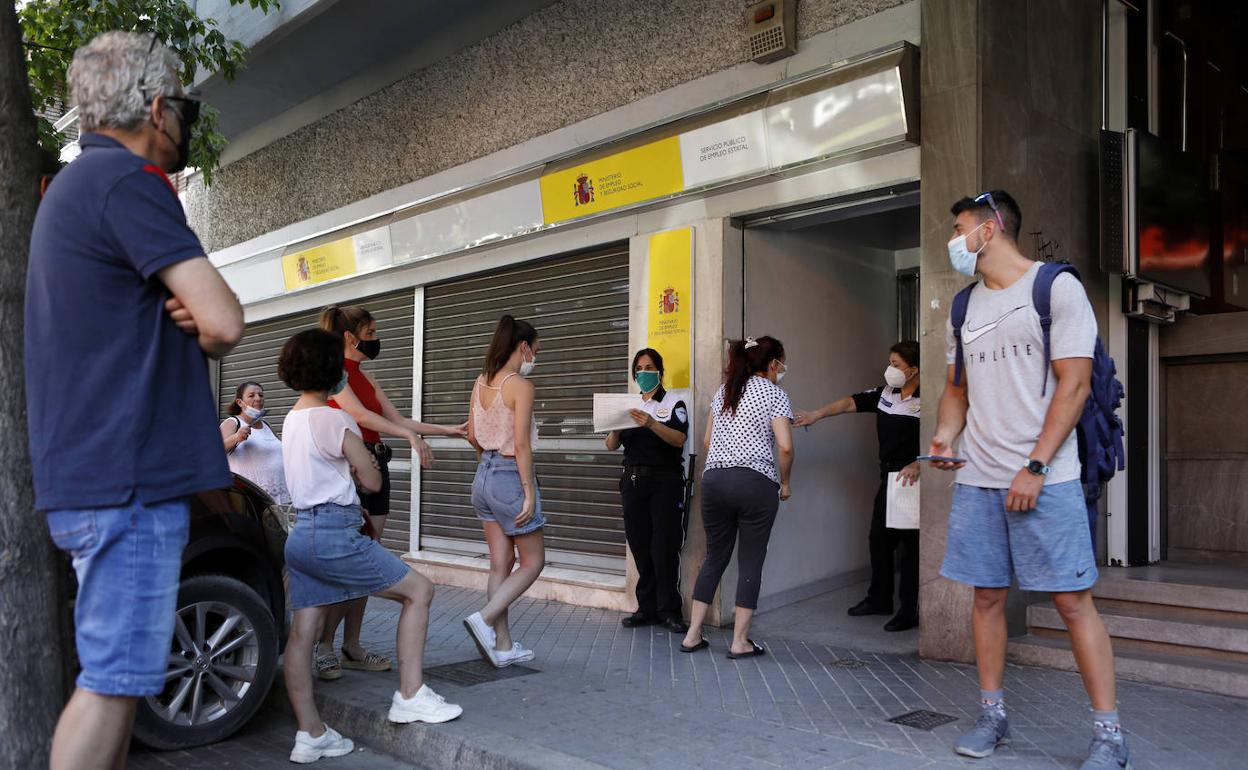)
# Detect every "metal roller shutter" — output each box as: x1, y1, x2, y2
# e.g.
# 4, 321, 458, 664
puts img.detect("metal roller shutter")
420, 245, 630, 566
218, 289, 416, 555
